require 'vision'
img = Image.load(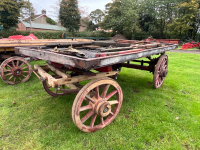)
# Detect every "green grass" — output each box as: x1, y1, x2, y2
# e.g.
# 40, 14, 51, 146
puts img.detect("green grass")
0, 52, 200, 149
